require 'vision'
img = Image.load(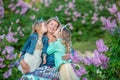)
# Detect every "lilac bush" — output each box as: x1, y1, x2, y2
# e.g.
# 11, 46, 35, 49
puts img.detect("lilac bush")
0, 0, 38, 79
71, 39, 109, 79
